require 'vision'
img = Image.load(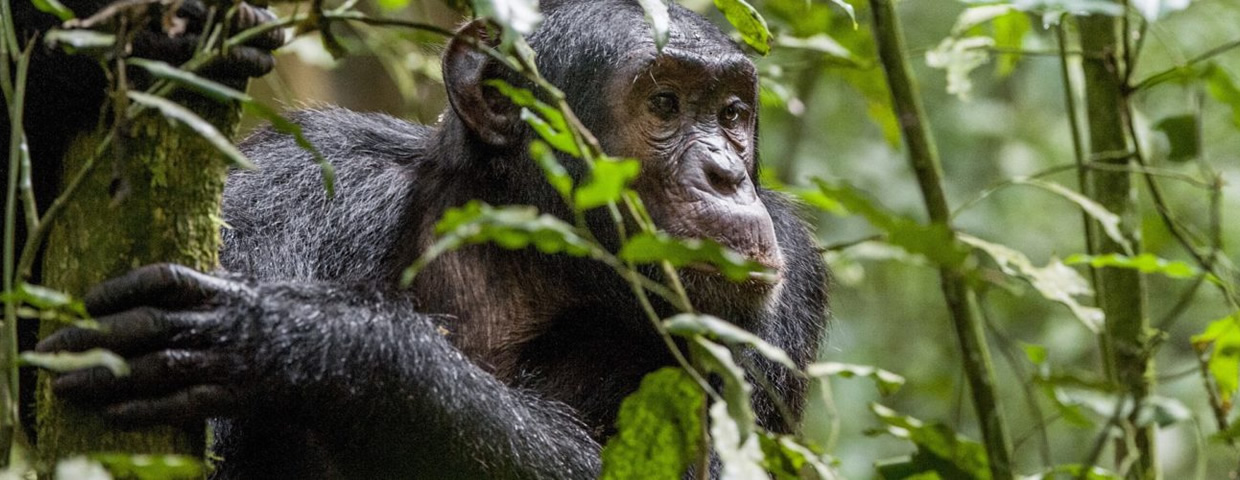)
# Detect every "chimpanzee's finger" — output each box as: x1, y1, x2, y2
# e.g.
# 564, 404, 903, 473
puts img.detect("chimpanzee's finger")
52, 349, 228, 405
104, 384, 237, 427
35, 308, 199, 355
233, 3, 284, 51
84, 264, 236, 316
